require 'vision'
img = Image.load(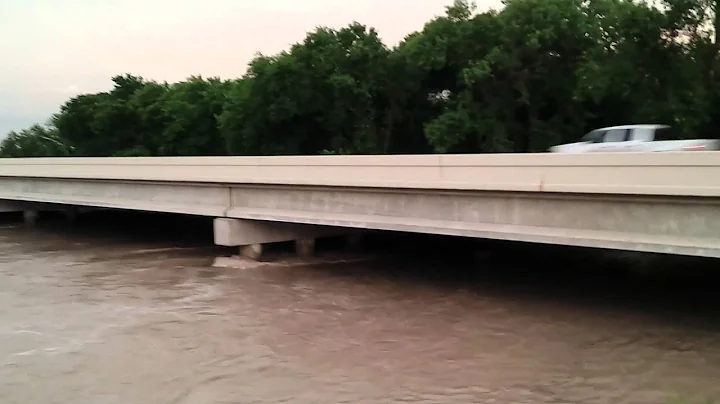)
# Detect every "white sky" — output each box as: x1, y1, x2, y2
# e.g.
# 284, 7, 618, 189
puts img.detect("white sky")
0, 0, 503, 135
